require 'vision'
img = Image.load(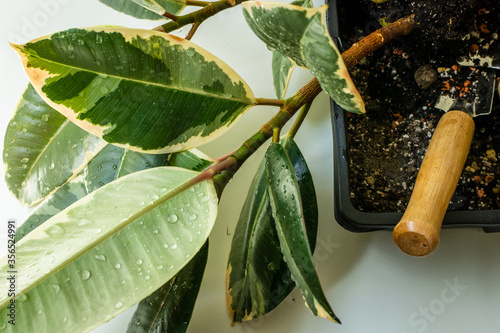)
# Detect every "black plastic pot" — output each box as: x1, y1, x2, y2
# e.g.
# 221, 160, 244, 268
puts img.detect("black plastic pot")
327, 0, 500, 233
